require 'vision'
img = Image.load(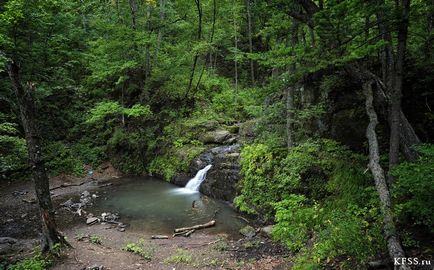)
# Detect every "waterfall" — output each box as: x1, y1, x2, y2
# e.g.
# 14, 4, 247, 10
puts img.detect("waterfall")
185, 165, 212, 191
